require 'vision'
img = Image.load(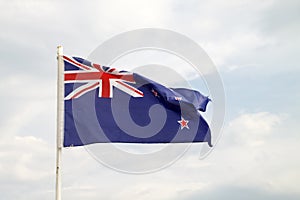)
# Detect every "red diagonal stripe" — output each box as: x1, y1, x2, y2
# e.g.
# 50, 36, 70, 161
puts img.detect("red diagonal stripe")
71, 82, 99, 99
116, 81, 144, 96
63, 56, 91, 70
